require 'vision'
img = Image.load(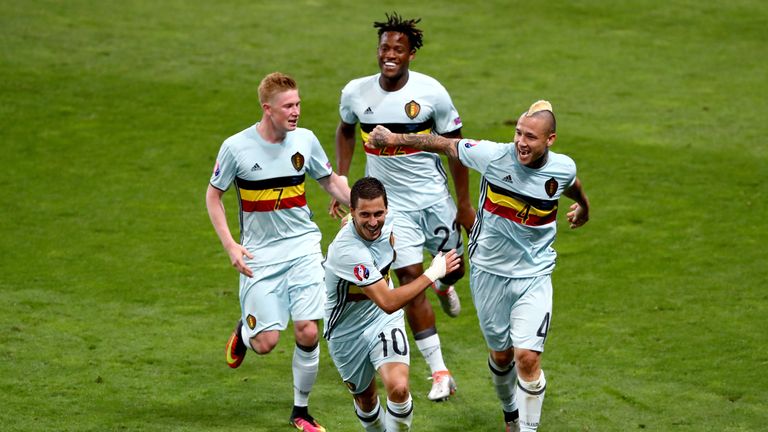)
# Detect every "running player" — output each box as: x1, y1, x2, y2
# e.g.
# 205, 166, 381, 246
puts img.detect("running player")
324, 177, 459, 431
334, 12, 473, 401
368, 100, 591, 432
207, 72, 350, 432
